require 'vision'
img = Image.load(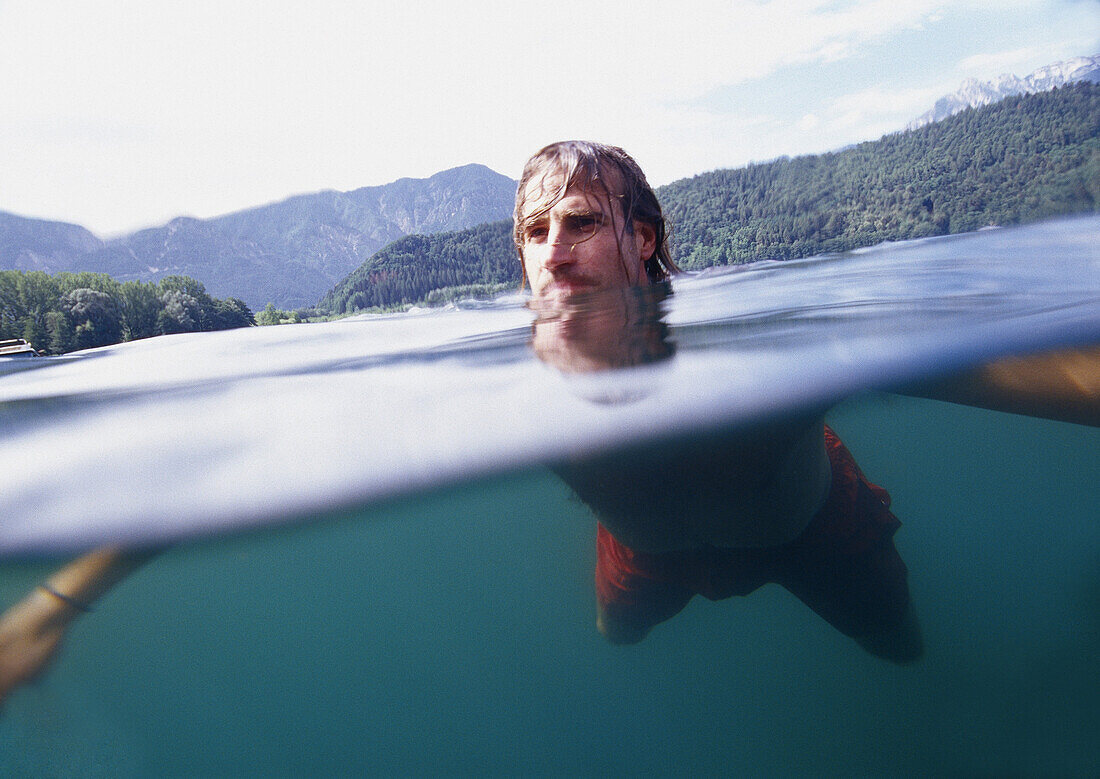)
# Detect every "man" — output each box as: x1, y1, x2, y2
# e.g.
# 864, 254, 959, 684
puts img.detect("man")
517, 140, 922, 662
5, 142, 1093, 699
